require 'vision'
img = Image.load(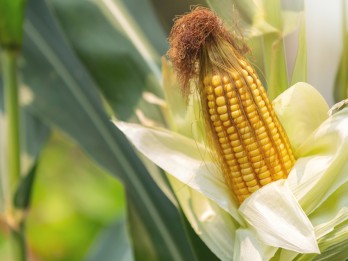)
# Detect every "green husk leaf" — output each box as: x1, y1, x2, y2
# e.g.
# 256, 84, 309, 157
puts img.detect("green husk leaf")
273, 82, 329, 155
290, 14, 307, 85
162, 58, 205, 142
85, 218, 134, 261
310, 181, 348, 239
287, 108, 348, 215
